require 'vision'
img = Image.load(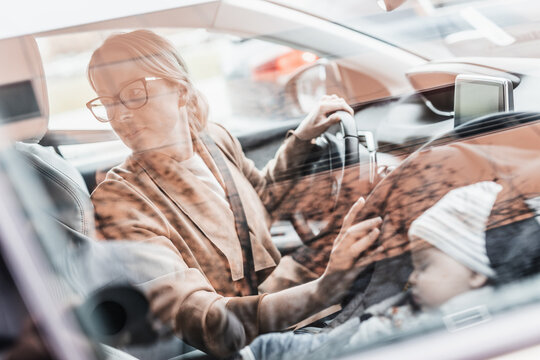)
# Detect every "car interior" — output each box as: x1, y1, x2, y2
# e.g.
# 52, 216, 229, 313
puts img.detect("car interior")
1, 1, 540, 359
